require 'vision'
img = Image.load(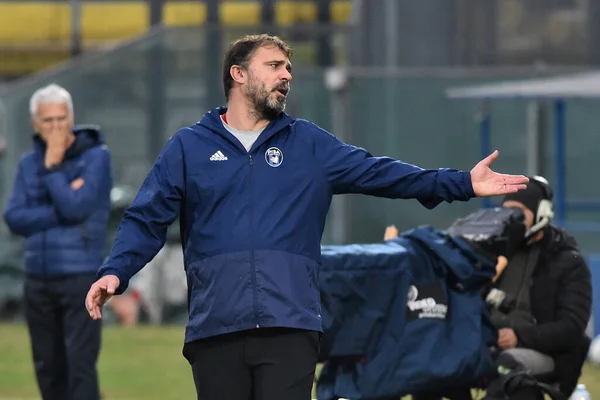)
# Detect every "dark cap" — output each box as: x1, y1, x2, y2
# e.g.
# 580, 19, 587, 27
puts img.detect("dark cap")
501, 178, 549, 215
